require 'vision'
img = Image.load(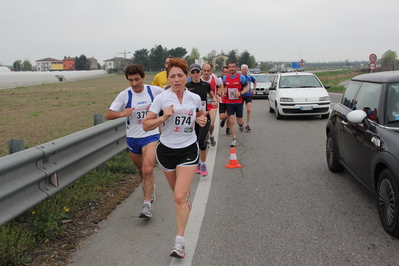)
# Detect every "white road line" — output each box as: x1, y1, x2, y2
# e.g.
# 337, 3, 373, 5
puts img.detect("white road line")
170, 118, 220, 266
